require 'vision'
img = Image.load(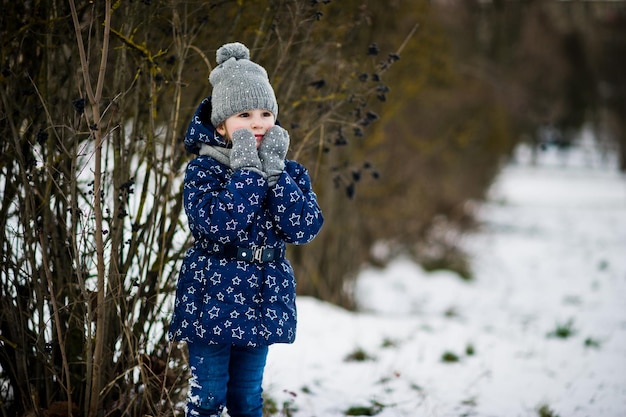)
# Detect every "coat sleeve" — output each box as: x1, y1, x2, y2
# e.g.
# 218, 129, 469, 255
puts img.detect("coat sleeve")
184, 156, 268, 244
265, 160, 324, 245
